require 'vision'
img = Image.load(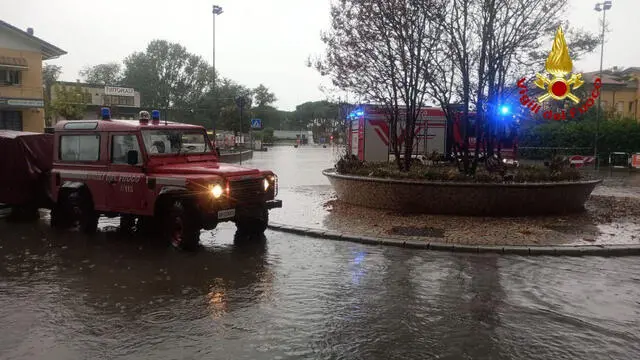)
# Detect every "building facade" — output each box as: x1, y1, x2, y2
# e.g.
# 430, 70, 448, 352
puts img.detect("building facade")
50, 82, 142, 124
0, 20, 66, 132
584, 67, 640, 120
